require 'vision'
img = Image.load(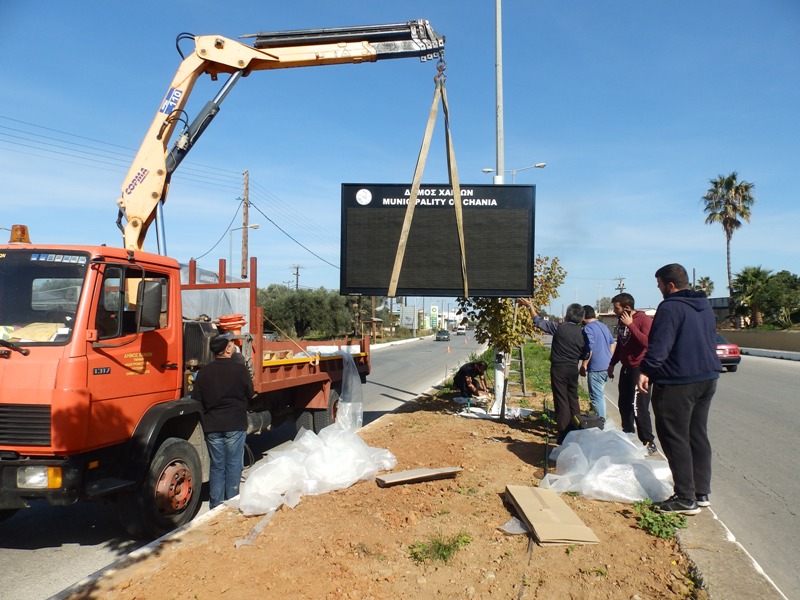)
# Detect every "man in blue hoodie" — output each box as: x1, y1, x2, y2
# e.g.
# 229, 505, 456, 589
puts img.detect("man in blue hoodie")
638, 263, 722, 515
